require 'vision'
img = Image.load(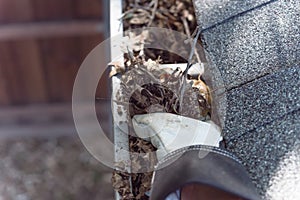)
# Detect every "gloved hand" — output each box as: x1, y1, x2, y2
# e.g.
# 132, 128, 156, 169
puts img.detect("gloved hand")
132, 113, 223, 160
